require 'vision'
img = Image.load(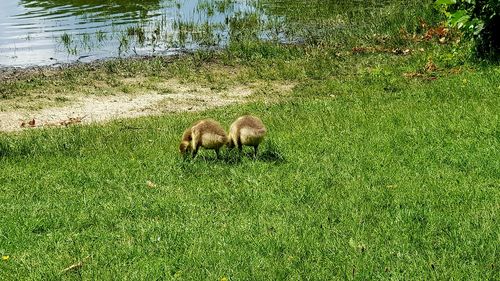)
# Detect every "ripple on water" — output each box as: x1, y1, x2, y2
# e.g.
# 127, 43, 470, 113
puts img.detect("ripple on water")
0, 0, 212, 67
0, 0, 389, 68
